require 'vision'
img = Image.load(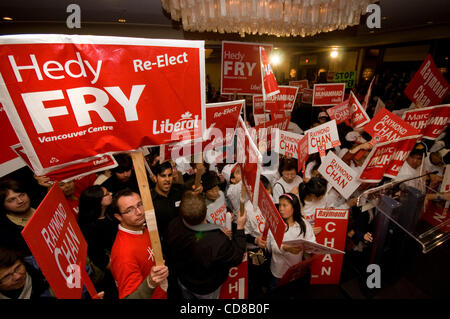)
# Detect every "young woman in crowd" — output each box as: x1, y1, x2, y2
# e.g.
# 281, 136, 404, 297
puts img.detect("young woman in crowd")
273, 158, 302, 205
298, 176, 328, 235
